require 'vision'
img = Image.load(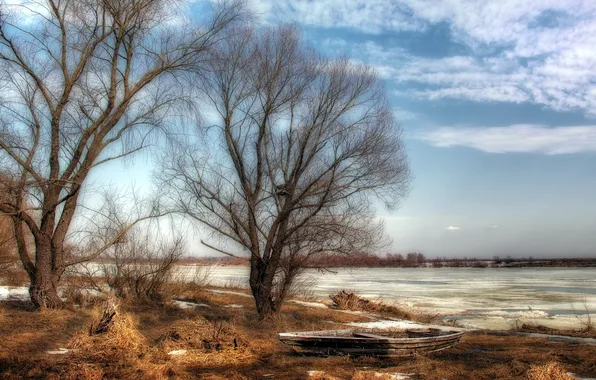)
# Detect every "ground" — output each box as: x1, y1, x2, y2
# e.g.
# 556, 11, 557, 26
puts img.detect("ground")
0, 289, 595, 379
